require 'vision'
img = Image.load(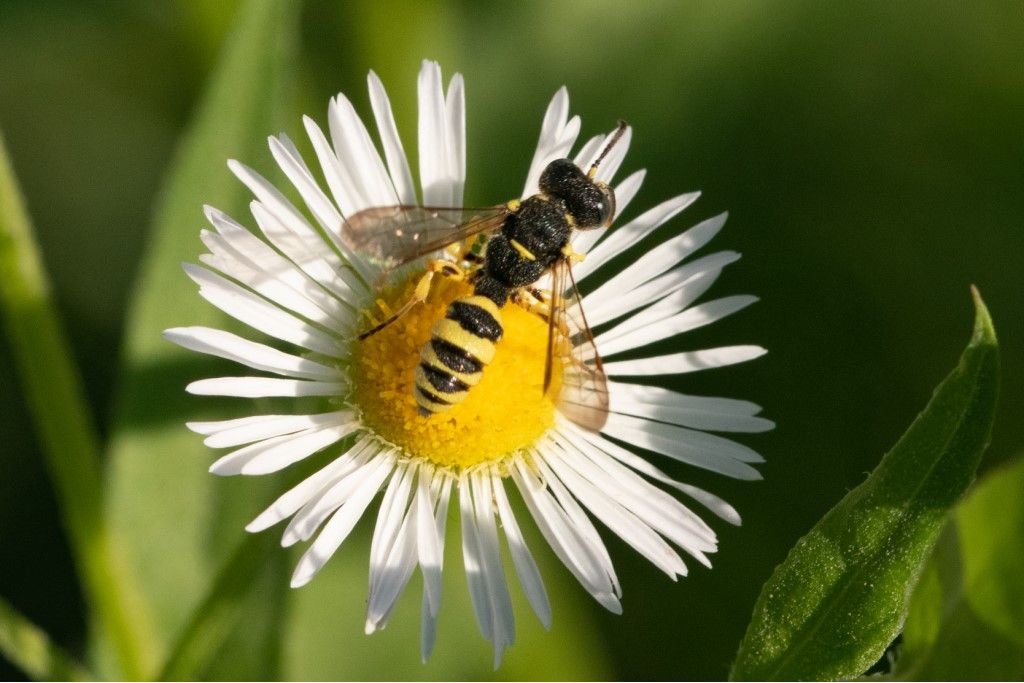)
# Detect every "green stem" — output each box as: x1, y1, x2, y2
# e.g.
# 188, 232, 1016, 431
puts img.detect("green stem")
157, 533, 278, 681
0, 131, 157, 679
0, 597, 94, 681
